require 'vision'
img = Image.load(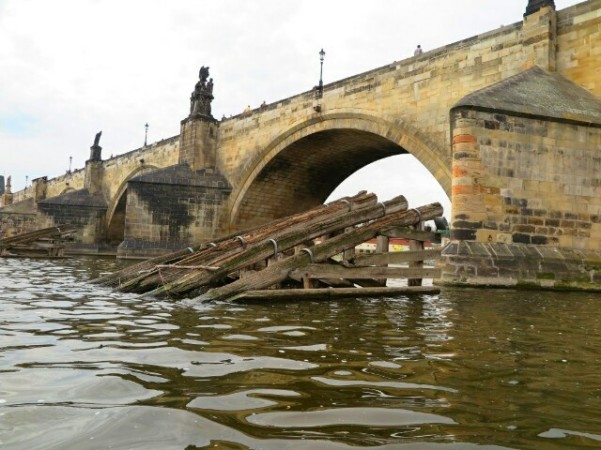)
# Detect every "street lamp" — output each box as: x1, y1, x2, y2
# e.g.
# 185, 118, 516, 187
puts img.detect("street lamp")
317, 48, 325, 98
144, 123, 149, 147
